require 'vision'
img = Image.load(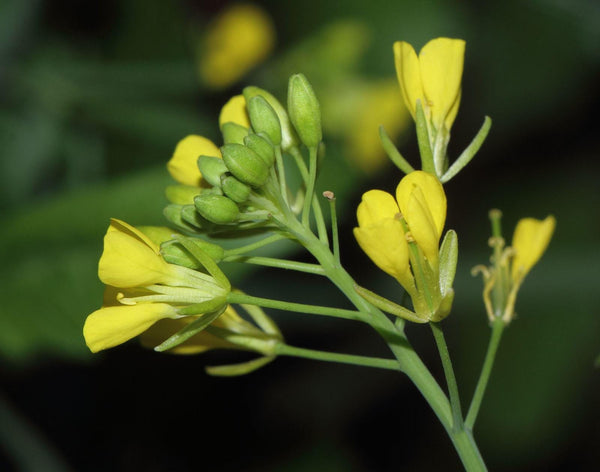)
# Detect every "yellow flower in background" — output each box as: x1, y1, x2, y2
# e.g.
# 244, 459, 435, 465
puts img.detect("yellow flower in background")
511, 216, 556, 285
354, 171, 450, 320
167, 135, 221, 187
394, 38, 465, 133
199, 4, 275, 89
